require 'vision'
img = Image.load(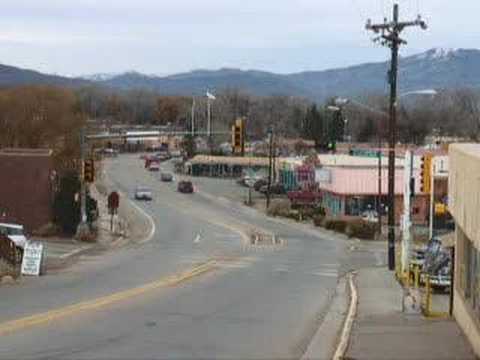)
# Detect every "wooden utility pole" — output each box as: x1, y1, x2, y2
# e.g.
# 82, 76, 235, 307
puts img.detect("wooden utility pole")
366, 3, 427, 270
